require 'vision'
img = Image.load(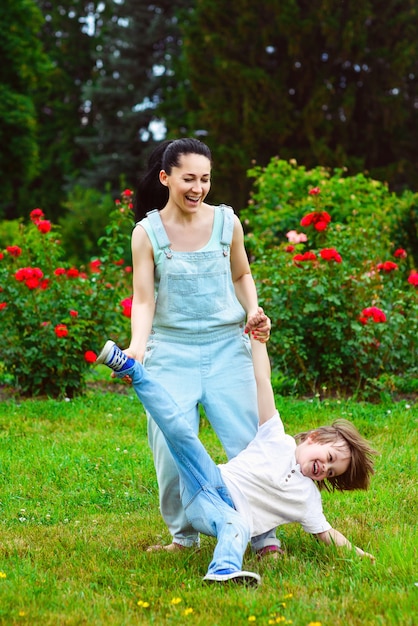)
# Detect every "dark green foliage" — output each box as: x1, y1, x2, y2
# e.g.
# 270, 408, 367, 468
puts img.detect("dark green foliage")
242, 158, 418, 398
0, 194, 133, 398
169, 0, 418, 209
25, 1, 108, 220
0, 0, 52, 218
76, 0, 193, 195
